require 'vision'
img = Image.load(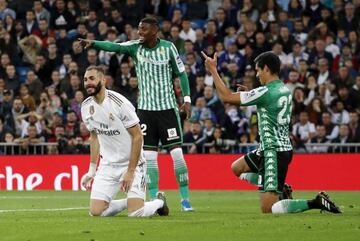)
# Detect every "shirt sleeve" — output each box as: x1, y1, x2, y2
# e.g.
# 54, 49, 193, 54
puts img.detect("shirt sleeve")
80, 105, 94, 132
239, 86, 268, 106
118, 101, 140, 129
169, 42, 185, 76
93, 40, 139, 57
